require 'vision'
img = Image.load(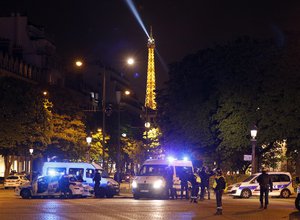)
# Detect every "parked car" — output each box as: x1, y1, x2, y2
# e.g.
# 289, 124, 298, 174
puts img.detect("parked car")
227, 172, 293, 198
295, 176, 300, 211
4, 174, 29, 189
0, 176, 4, 184
42, 162, 119, 198
15, 174, 92, 199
